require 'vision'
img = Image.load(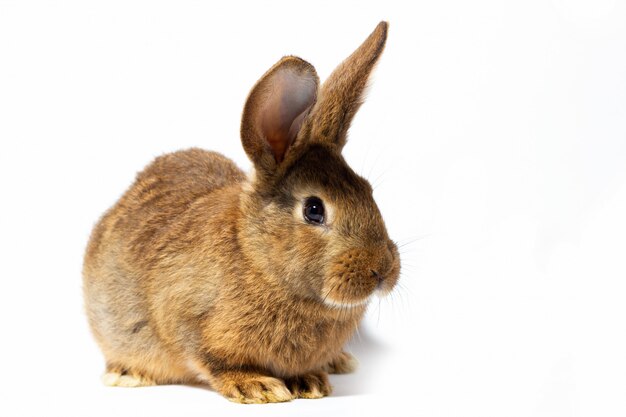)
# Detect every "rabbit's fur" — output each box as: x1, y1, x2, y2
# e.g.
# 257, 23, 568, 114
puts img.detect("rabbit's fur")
83, 21, 399, 403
